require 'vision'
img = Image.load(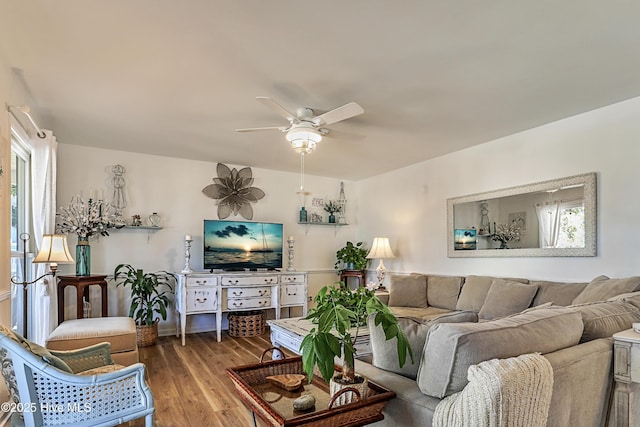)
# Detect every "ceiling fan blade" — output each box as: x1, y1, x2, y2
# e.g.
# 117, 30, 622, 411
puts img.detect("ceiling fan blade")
312, 102, 364, 126
235, 126, 287, 132
256, 97, 297, 122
